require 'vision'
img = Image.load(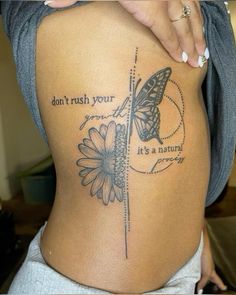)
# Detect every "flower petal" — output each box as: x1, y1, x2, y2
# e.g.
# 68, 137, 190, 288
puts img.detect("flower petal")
97, 189, 103, 199
83, 138, 96, 150
78, 144, 102, 159
109, 188, 115, 202
105, 121, 116, 152
77, 158, 102, 169
121, 125, 126, 133
113, 185, 124, 202
82, 167, 101, 186
90, 172, 105, 196
99, 124, 108, 138
116, 124, 121, 132
89, 128, 105, 154
102, 175, 112, 205
79, 168, 92, 177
